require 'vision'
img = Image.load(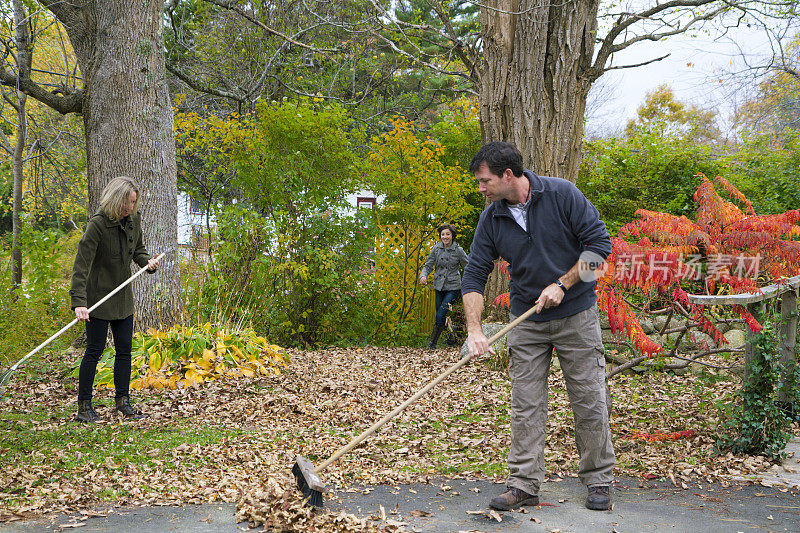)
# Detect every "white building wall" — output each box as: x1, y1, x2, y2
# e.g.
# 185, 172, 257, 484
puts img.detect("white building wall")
344, 190, 382, 214
177, 192, 216, 246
